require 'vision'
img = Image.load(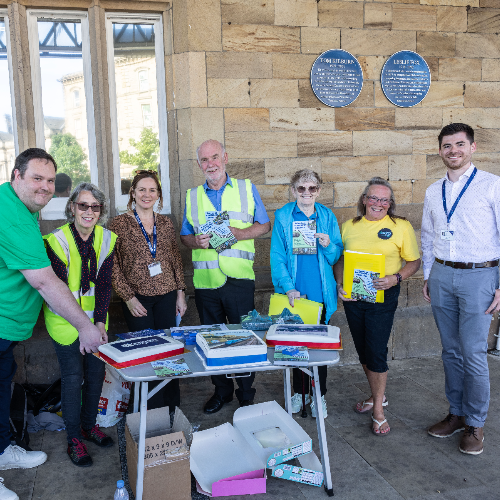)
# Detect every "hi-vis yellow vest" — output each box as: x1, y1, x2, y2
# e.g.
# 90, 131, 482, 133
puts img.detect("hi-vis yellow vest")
43, 224, 117, 345
186, 178, 255, 289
